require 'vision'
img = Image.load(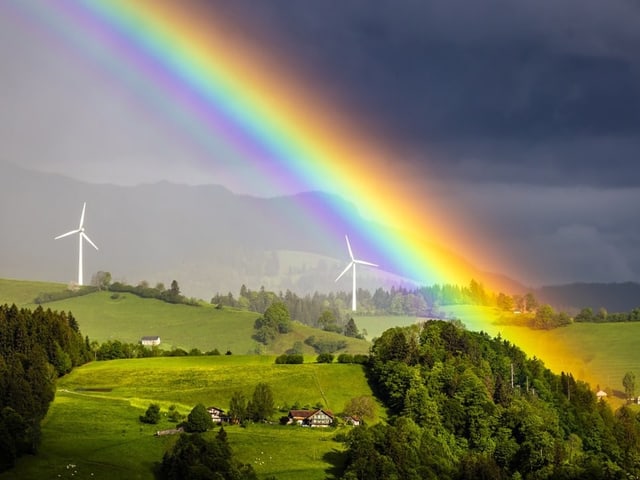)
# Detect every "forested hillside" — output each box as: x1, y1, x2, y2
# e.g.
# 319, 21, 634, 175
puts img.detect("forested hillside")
0, 304, 90, 470
340, 321, 640, 479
